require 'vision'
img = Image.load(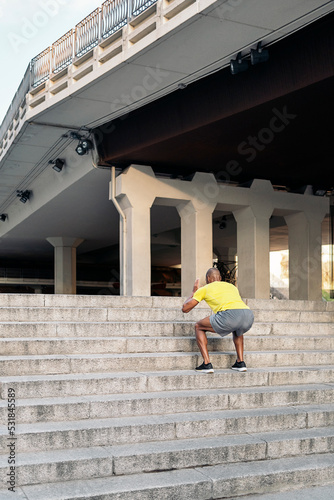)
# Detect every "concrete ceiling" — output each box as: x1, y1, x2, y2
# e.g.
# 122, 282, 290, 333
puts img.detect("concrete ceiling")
96, 10, 334, 191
